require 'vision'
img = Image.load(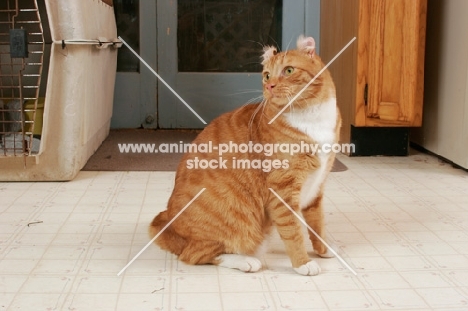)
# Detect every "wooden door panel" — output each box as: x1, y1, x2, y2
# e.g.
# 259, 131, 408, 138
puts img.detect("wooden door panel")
362, 0, 427, 126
